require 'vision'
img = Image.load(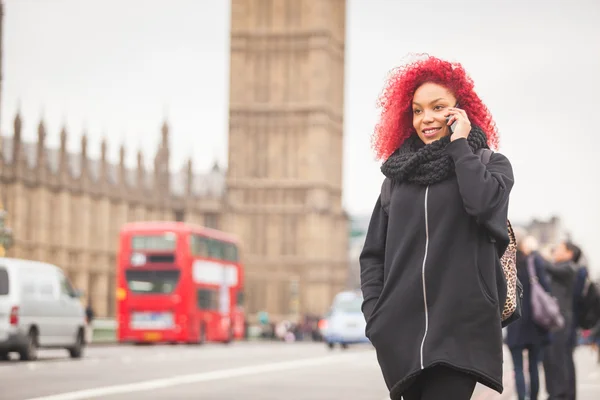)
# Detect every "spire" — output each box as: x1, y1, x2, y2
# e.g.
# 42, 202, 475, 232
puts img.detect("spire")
59, 124, 68, 177
60, 124, 67, 149
137, 149, 145, 188
186, 158, 193, 195
137, 149, 144, 170
36, 119, 46, 170
119, 143, 127, 185
80, 132, 88, 158
37, 119, 46, 143
12, 111, 22, 164
79, 132, 88, 180
99, 137, 108, 182
13, 110, 22, 141
100, 137, 107, 162
119, 143, 125, 167
161, 119, 169, 146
